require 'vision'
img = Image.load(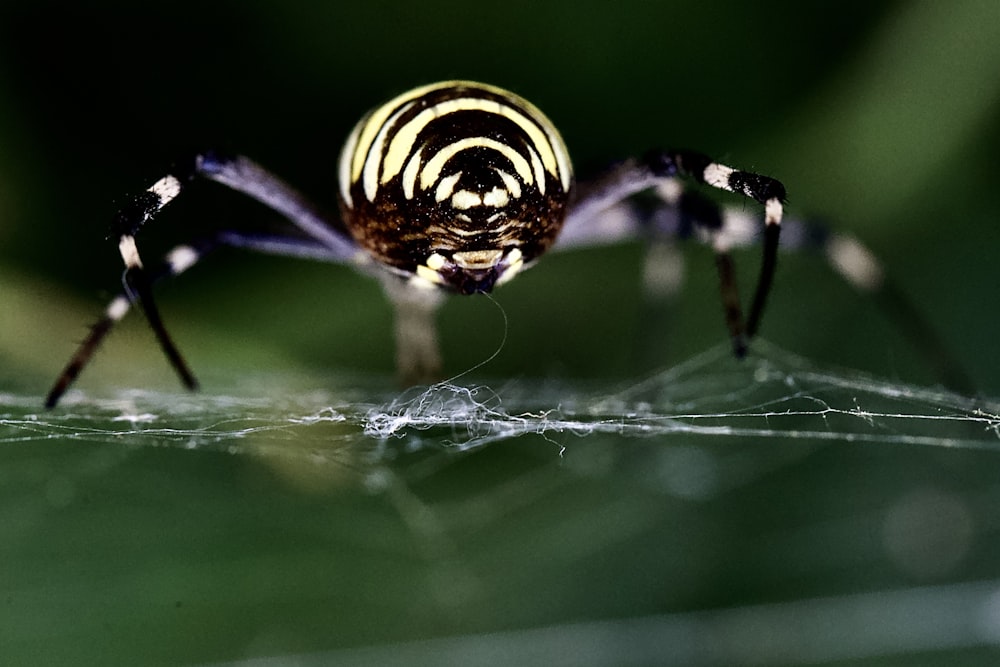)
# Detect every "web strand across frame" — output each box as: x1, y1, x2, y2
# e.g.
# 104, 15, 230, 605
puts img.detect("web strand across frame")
5, 342, 998, 455
364, 341, 999, 451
